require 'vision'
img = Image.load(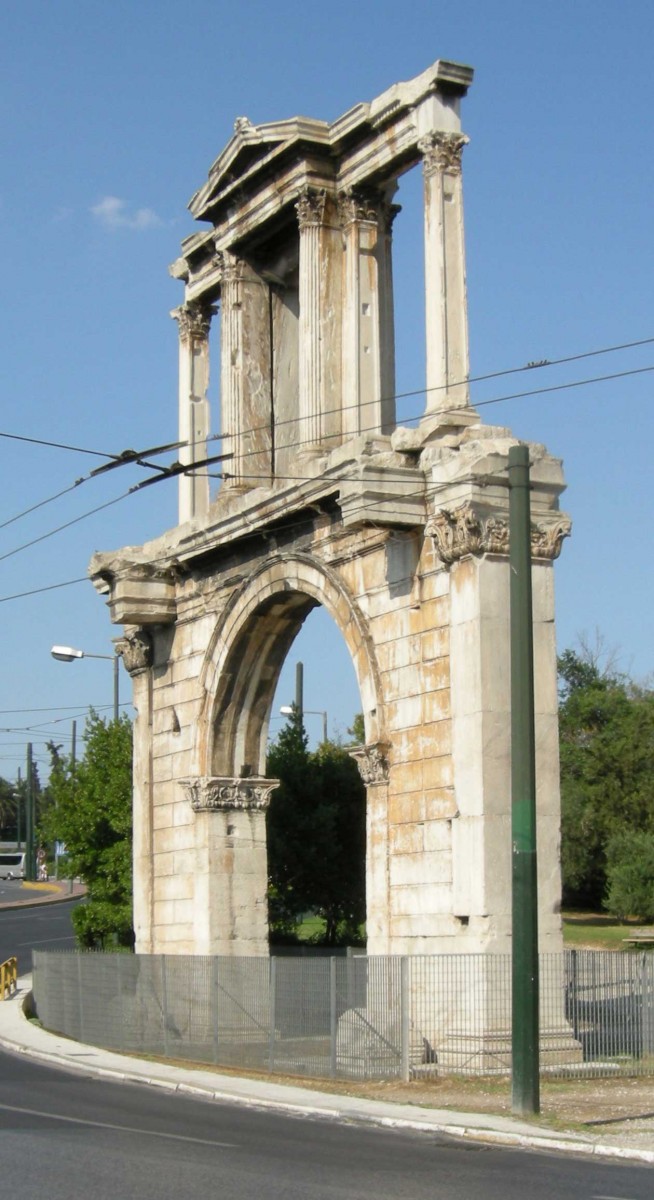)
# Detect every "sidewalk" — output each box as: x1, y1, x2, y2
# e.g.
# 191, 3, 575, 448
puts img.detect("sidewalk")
0, 976, 651, 1165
